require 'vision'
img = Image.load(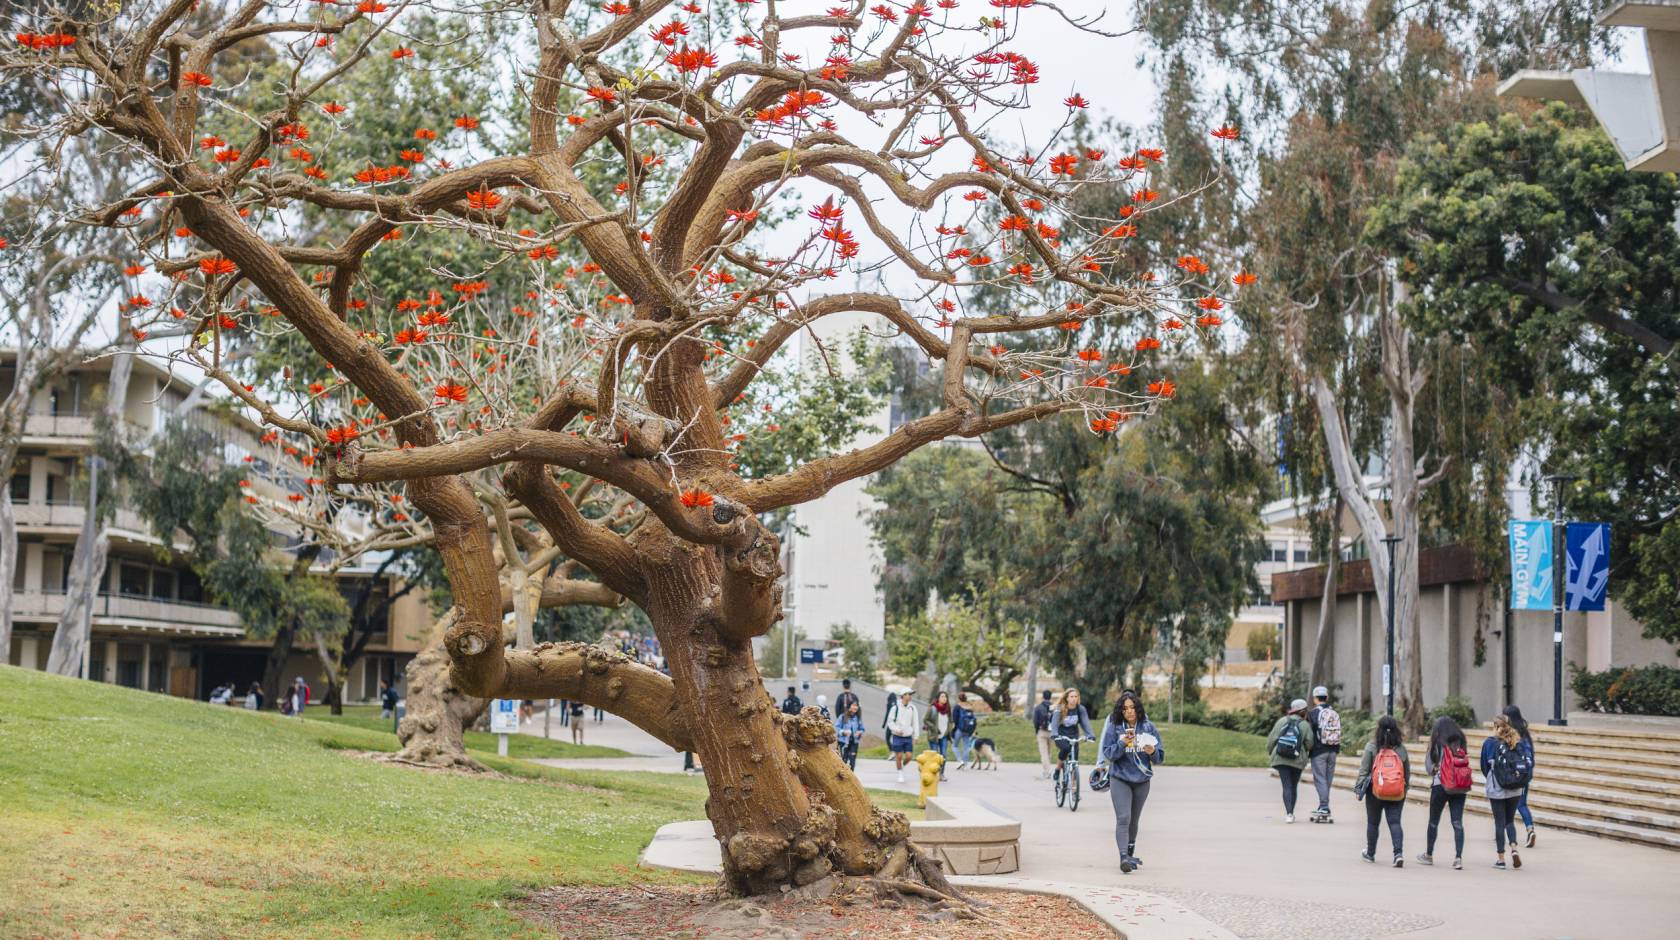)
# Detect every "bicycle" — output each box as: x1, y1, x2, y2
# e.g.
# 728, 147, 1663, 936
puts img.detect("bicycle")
1052, 733, 1095, 811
